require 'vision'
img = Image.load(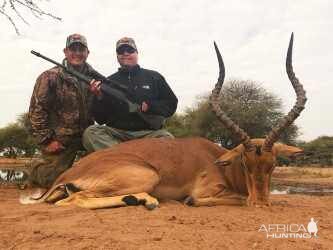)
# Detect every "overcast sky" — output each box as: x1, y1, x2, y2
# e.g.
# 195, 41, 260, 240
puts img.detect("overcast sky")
0, 0, 332, 141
